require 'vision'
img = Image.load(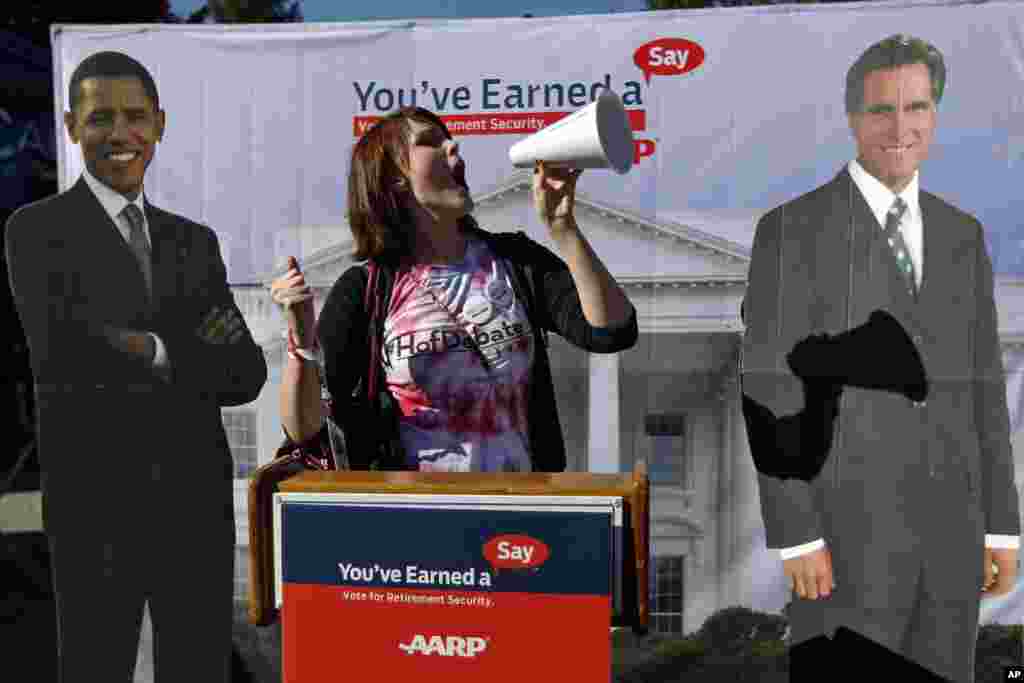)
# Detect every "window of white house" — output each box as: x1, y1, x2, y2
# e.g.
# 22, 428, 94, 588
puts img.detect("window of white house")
644, 413, 686, 486
649, 555, 685, 635
222, 409, 259, 479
